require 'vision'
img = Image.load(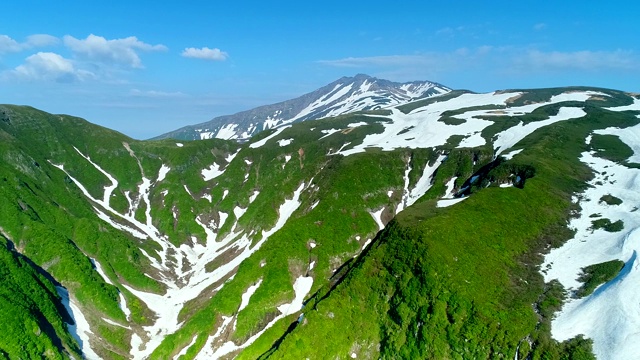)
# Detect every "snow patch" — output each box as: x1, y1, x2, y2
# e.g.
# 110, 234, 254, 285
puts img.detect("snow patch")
57, 286, 100, 360
436, 197, 468, 208
277, 276, 314, 316
250, 125, 292, 148
216, 123, 239, 140
90, 258, 113, 285
493, 107, 587, 156
249, 190, 260, 204
278, 138, 293, 147
157, 164, 170, 182
318, 128, 341, 140
443, 177, 458, 198
501, 149, 523, 160
239, 279, 263, 312
542, 146, 640, 359
201, 163, 224, 181
370, 208, 385, 231
173, 335, 198, 360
